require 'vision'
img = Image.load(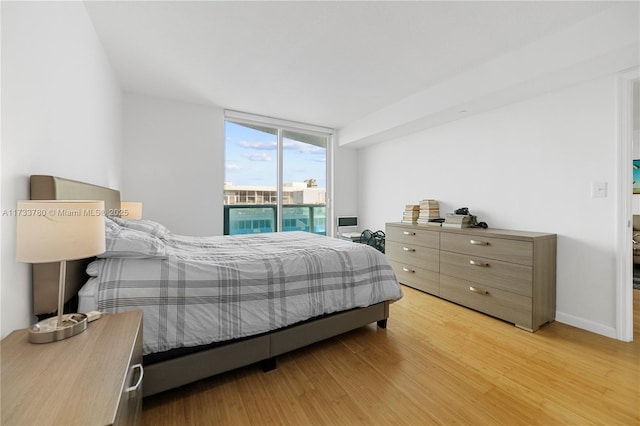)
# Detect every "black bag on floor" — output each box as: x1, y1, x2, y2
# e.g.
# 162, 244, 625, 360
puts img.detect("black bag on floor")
360, 229, 385, 253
